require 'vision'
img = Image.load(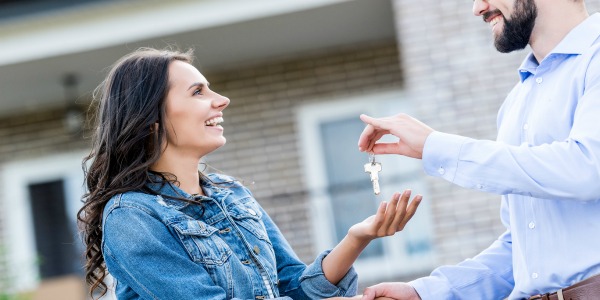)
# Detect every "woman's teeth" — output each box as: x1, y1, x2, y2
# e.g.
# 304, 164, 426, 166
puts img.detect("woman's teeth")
205, 117, 223, 126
